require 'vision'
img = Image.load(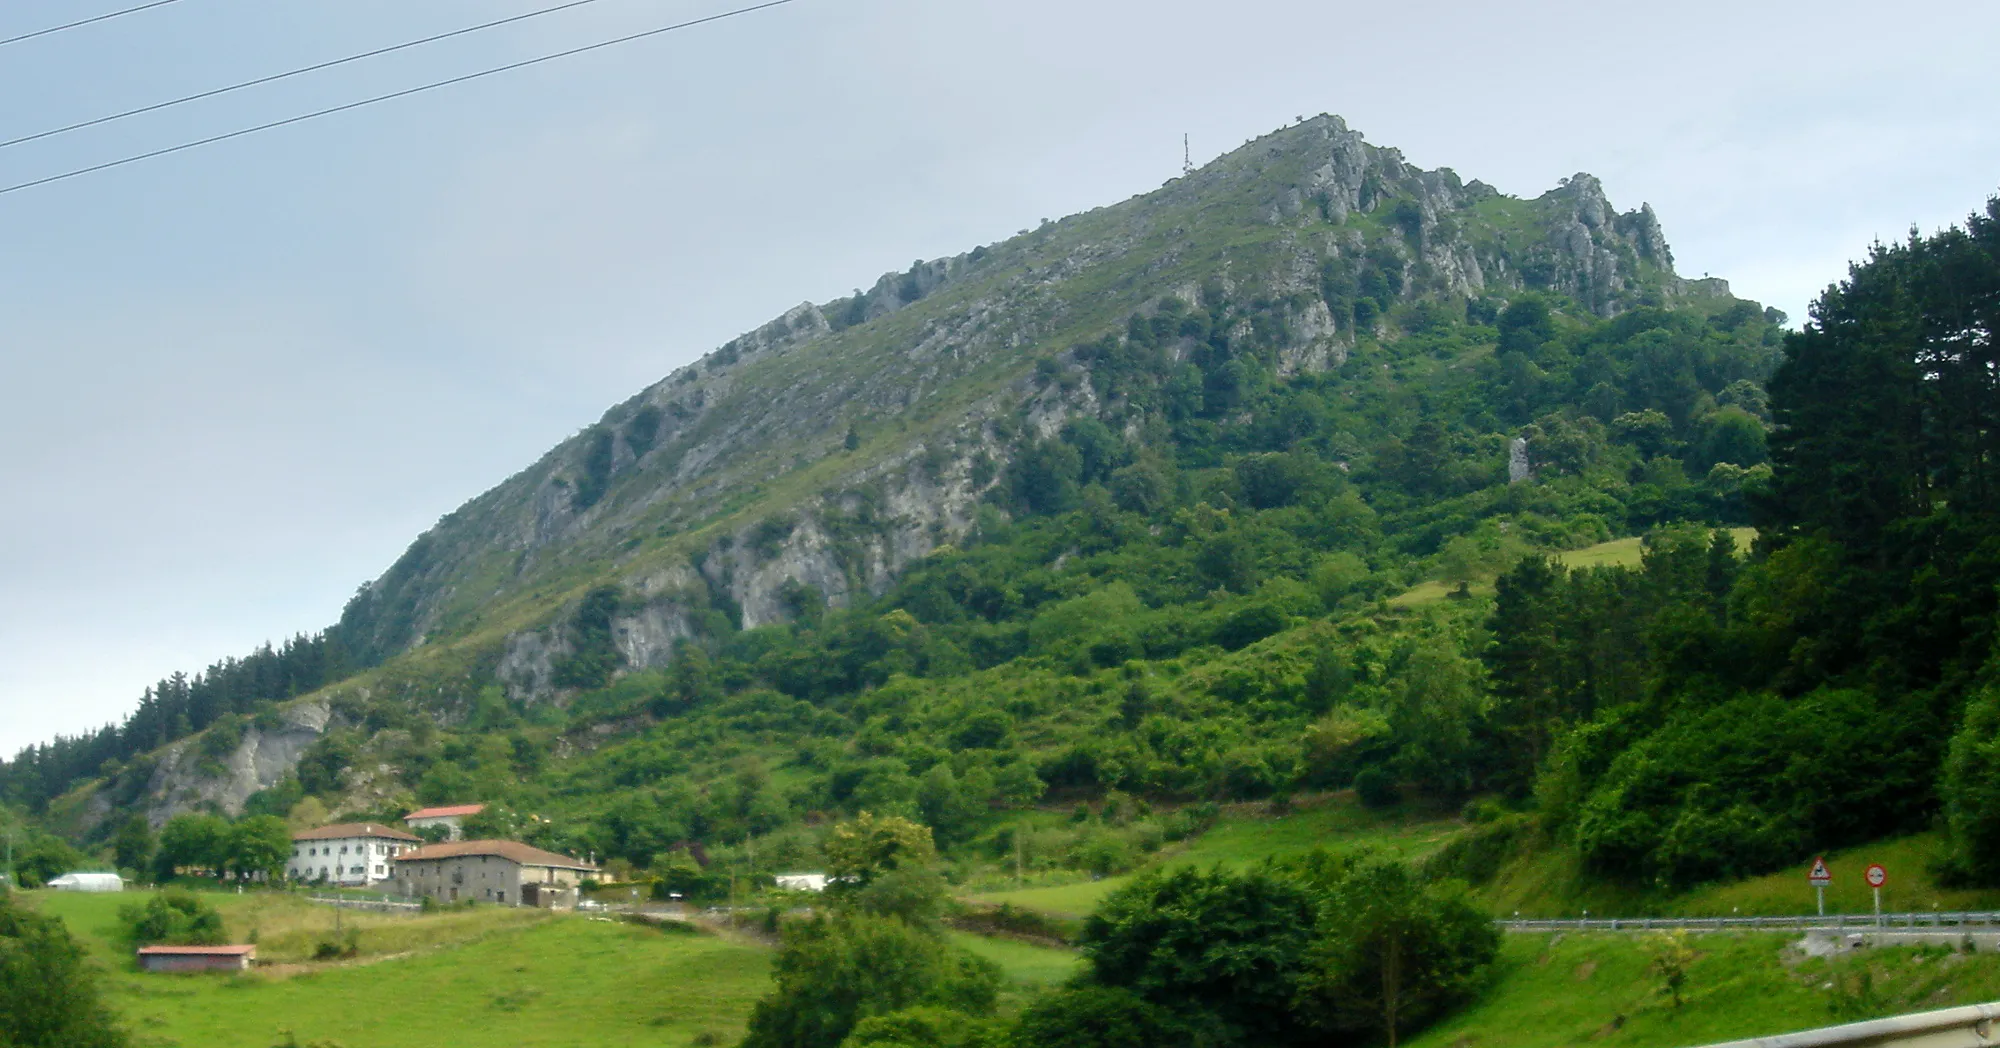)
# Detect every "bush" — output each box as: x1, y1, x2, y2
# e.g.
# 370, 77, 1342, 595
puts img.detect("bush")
1420, 813, 1533, 887
312, 929, 359, 960
1294, 853, 1501, 1044
0, 894, 128, 1047
740, 914, 1001, 1048
1944, 682, 2000, 883
1211, 603, 1287, 652
1080, 867, 1320, 1046
121, 890, 225, 946
1573, 689, 1932, 889
1354, 767, 1401, 809
1007, 986, 1221, 1048
841, 1005, 1001, 1048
